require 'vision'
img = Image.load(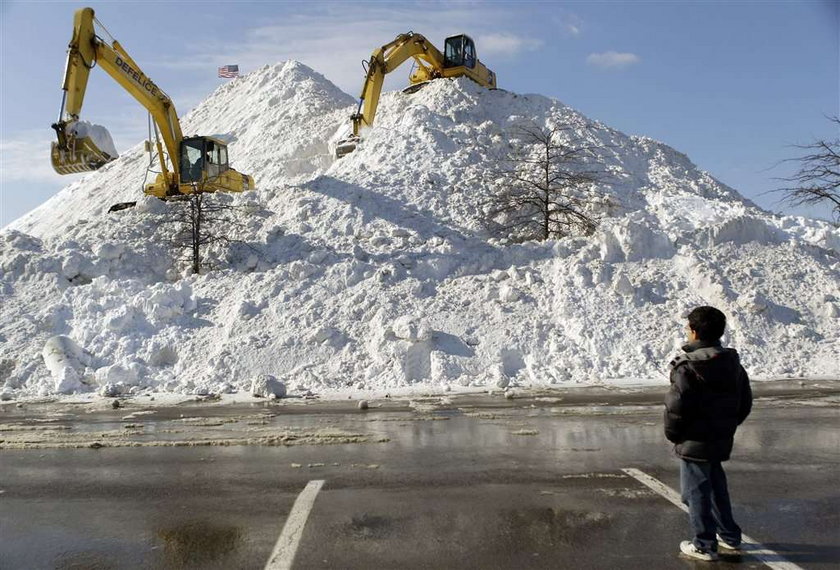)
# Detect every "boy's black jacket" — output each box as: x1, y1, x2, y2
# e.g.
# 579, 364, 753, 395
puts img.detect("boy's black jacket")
664, 340, 752, 462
